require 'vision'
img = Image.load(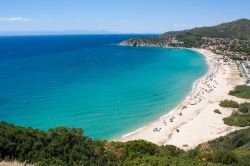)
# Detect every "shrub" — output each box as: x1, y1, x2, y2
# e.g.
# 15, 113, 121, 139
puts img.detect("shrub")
219, 100, 239, 108
223, 112, 250, 127
239, 102, 250, 113
230, 132, 250, 148
214, 109, 221, 114
206, 128, 250, 165
208, 149, 238, 164
0, 122, 104, 165
229, 85, 250, 99
122, 140, 158, 157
